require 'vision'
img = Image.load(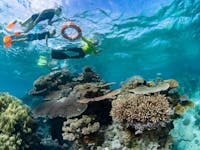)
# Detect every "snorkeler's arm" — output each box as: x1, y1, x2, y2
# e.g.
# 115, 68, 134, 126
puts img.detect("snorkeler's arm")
81, 36, 91, 43
48, 18, 62, 25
